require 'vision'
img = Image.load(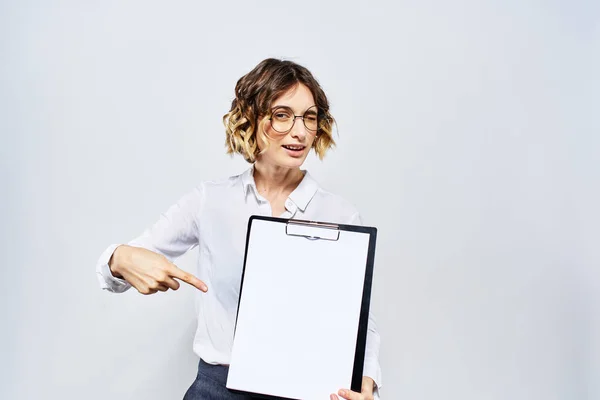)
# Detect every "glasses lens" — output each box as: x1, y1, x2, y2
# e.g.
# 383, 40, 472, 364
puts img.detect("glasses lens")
303, 107, 319, 132
271, 107, 294, 133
